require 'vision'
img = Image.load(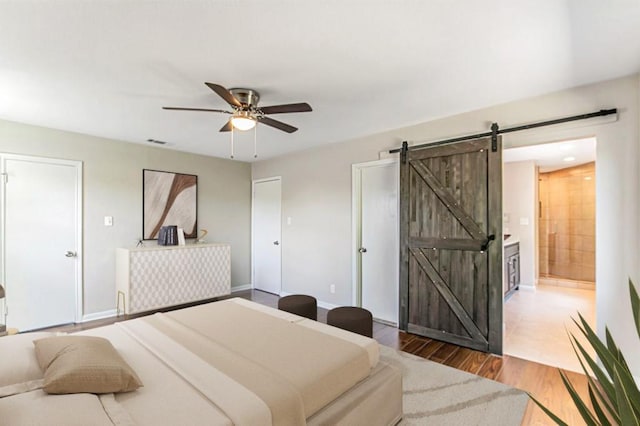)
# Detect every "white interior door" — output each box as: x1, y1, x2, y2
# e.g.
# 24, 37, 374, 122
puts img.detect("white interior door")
252, 178, 282, 295
1, 155, 81, 331
356, 160, 399, 324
